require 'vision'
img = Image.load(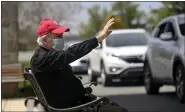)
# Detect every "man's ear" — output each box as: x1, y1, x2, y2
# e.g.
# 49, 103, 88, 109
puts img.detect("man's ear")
47, 33, 54, 39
